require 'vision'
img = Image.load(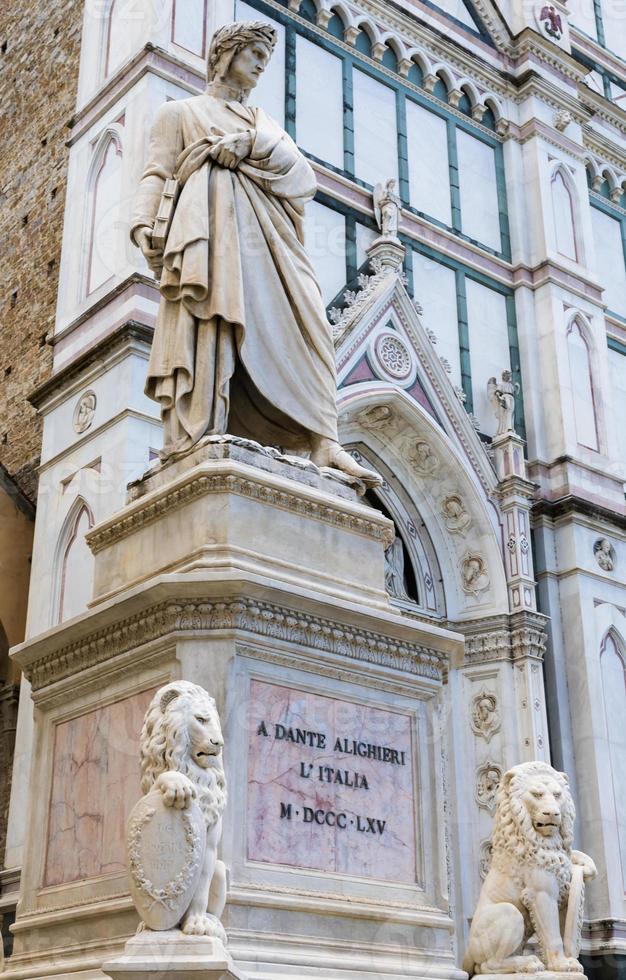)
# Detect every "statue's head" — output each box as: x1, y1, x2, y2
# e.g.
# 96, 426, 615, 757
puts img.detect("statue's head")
207, 21, 277, 90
